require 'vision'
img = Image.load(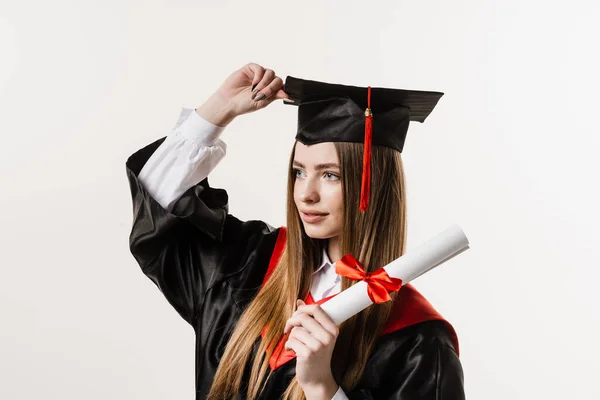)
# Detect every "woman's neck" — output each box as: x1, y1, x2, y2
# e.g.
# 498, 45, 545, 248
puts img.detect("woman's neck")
326, 235, 342, 263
